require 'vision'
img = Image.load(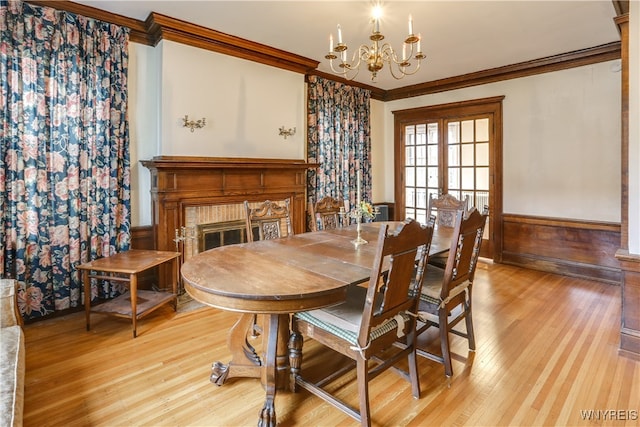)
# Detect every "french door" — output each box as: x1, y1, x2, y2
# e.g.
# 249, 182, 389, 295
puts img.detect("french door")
393, 97, 504, 259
